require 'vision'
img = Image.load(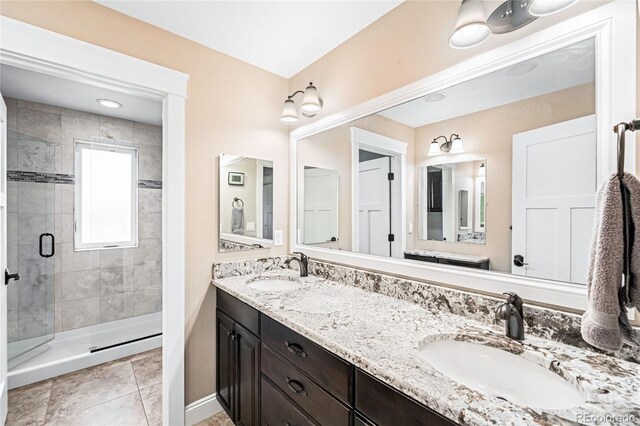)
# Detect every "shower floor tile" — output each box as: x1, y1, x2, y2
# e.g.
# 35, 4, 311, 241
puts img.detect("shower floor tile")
7, 348, 161, 426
